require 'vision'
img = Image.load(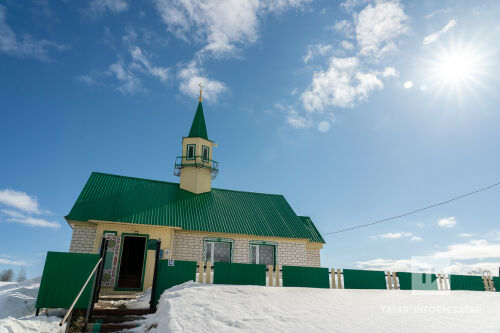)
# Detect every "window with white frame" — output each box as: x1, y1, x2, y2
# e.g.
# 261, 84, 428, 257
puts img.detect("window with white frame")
205, 241, 231, 263
186, 144, 195, 160
202, 145, 209, 162
250, 244, 275, 265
